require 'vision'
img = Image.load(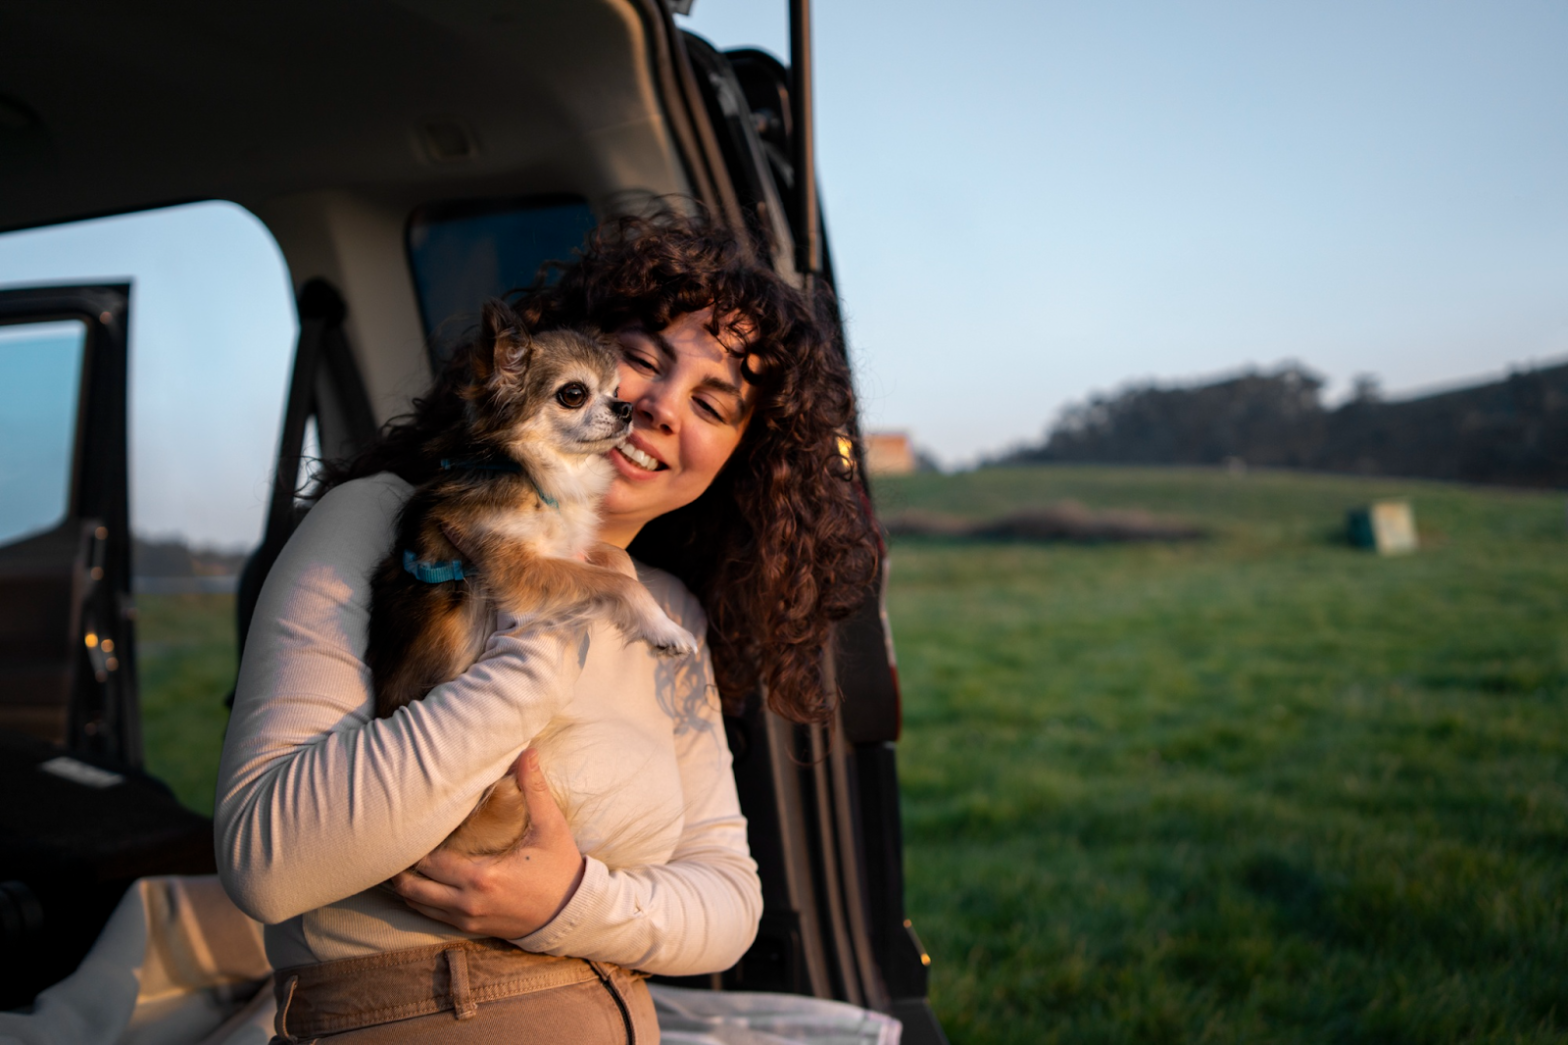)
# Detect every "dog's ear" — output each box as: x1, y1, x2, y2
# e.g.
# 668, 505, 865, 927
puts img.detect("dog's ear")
481, 299, 532, 381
